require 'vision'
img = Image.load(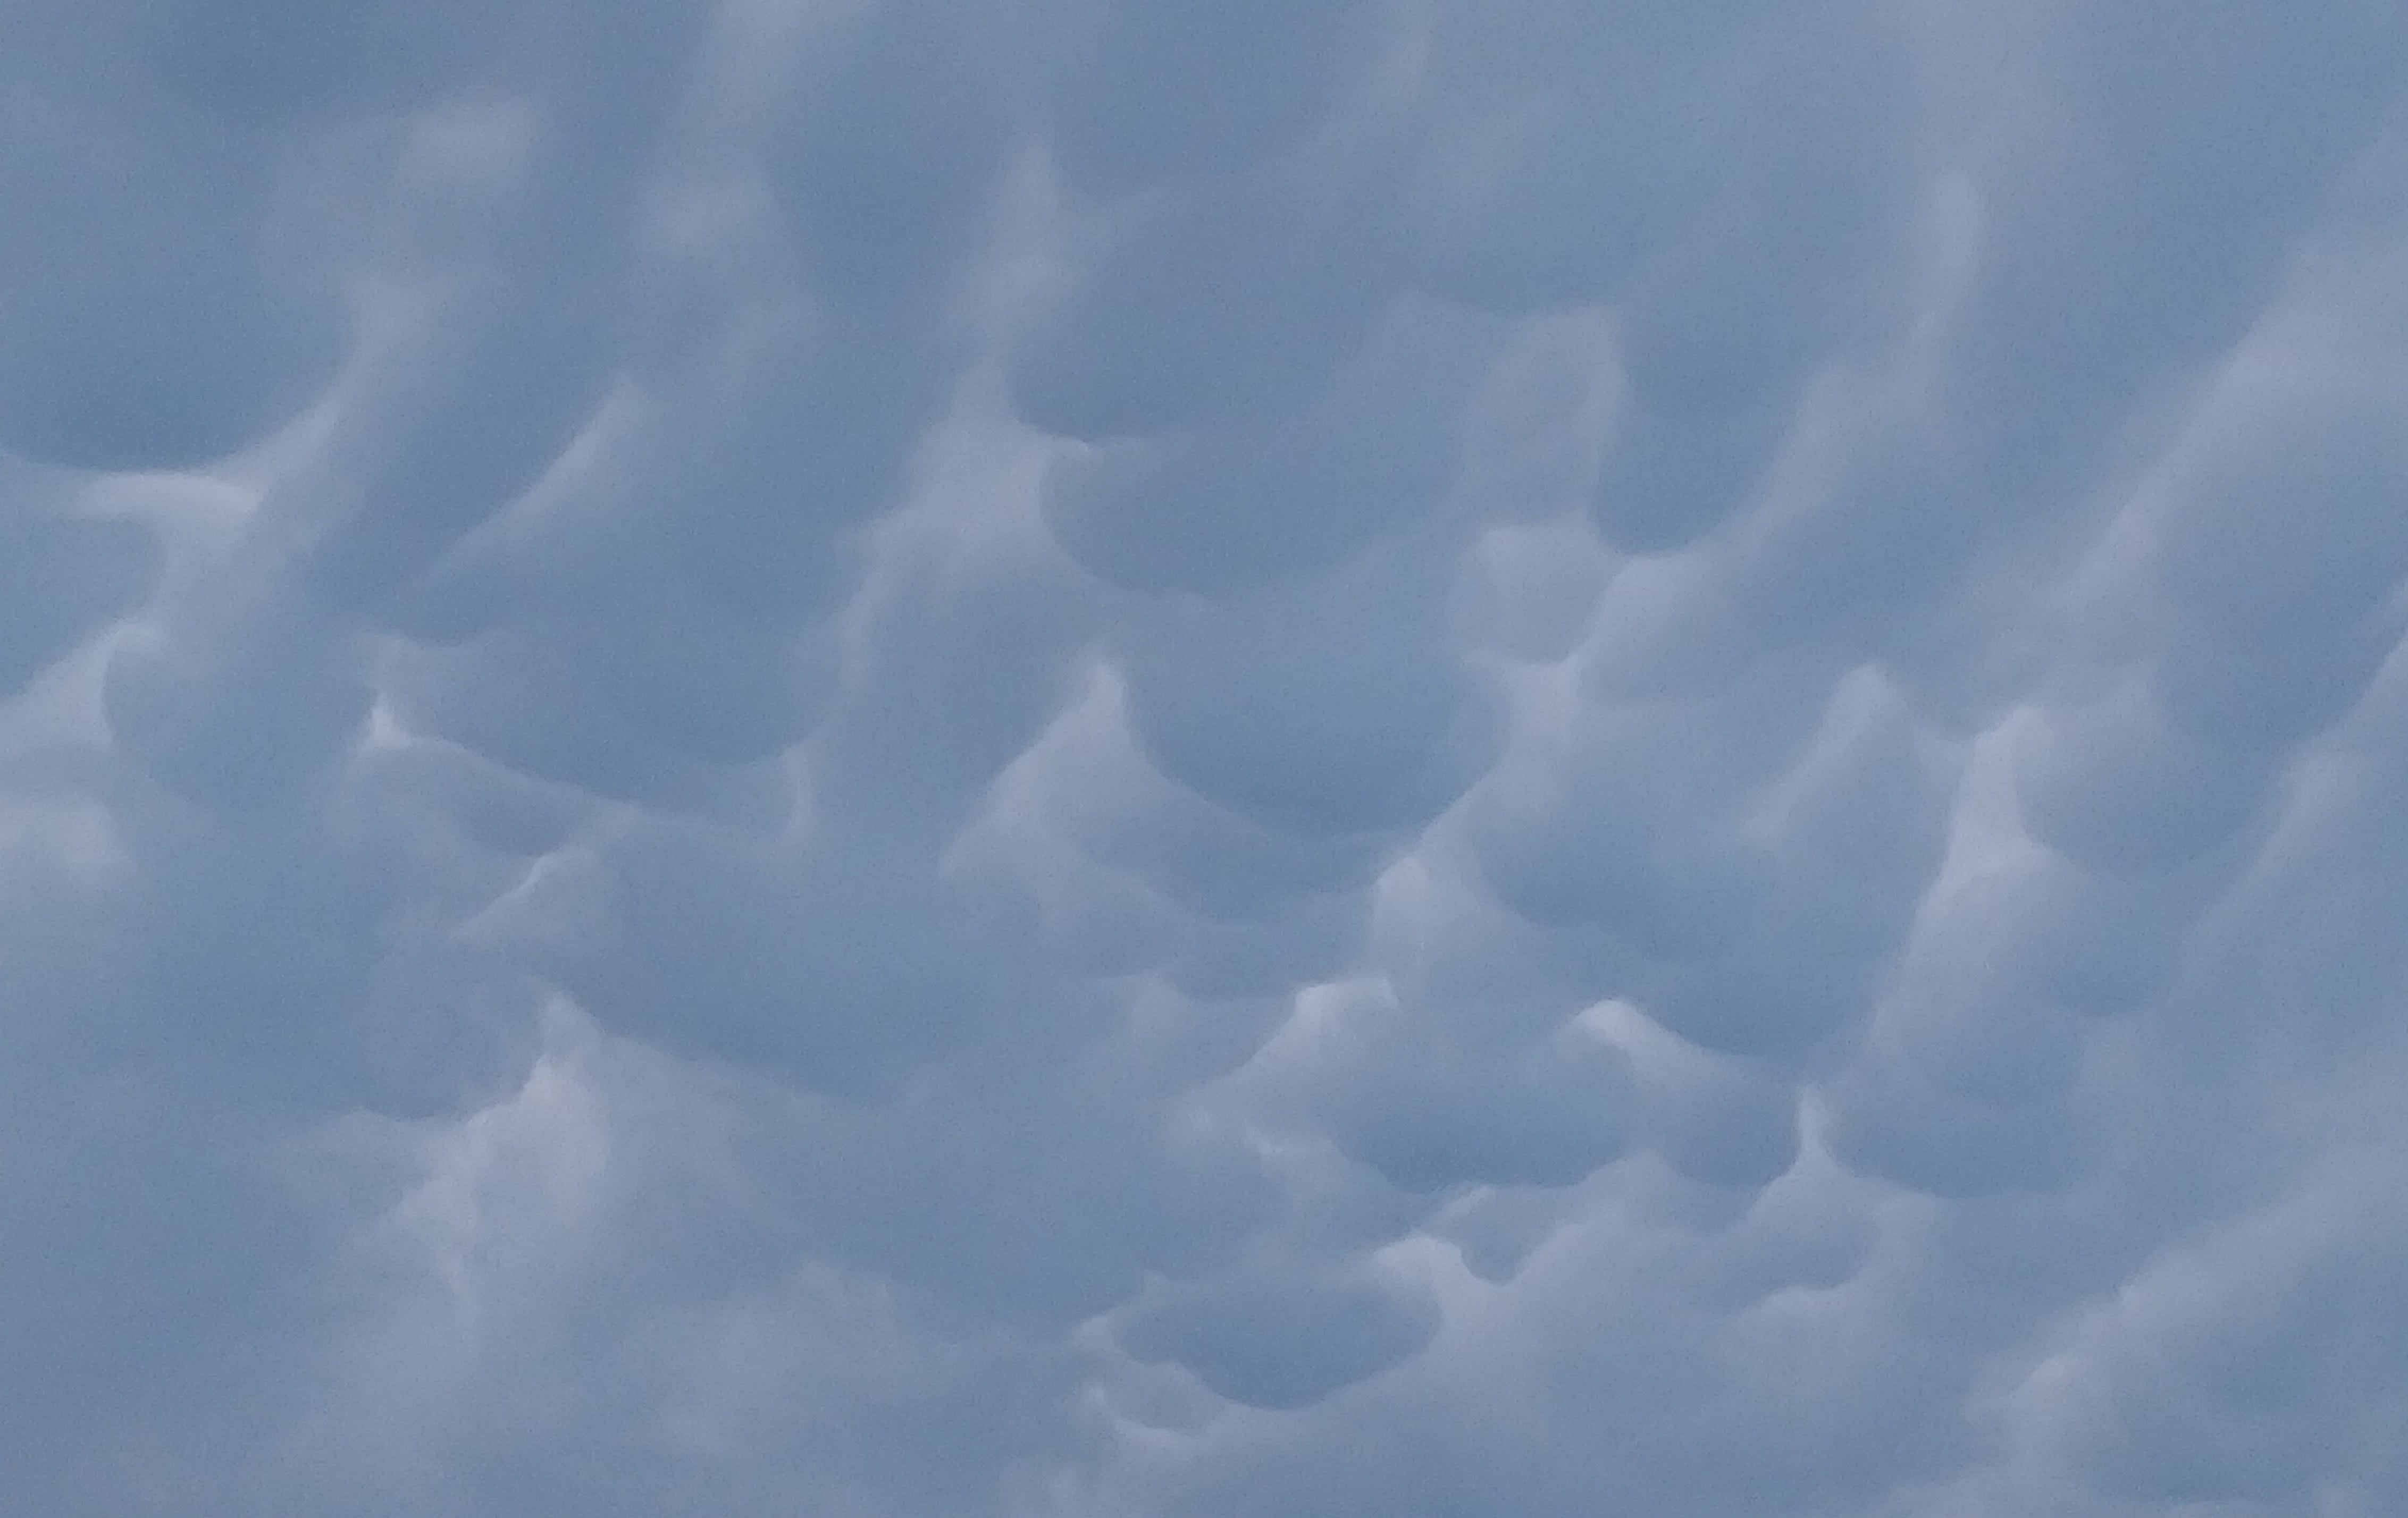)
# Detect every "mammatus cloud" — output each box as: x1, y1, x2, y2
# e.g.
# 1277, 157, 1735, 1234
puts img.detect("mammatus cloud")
4, 1, 2407, 1513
